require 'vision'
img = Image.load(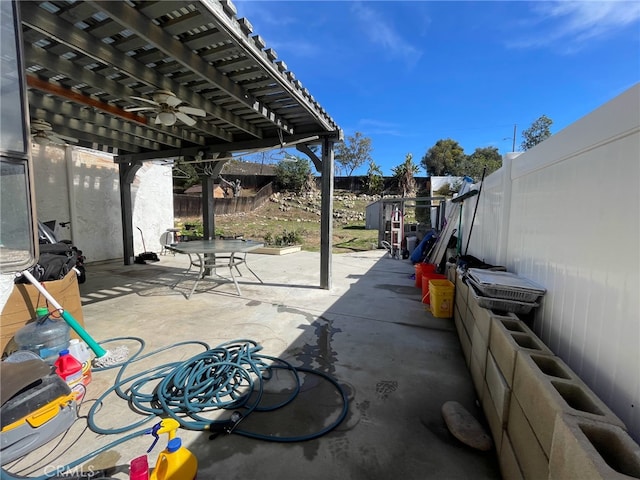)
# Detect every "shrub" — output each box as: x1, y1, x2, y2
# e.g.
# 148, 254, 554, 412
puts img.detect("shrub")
264, 229, 302, 246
